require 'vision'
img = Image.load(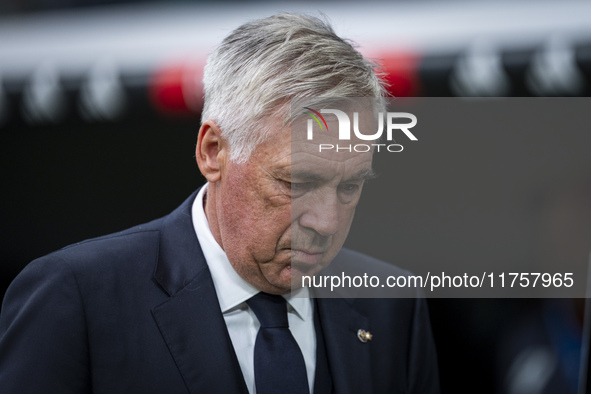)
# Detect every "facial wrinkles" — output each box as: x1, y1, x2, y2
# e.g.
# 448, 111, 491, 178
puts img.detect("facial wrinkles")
235, 160, 291, 265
